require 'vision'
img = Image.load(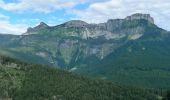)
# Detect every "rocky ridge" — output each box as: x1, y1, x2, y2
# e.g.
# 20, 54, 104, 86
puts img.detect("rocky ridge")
24, 13, 155, 40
